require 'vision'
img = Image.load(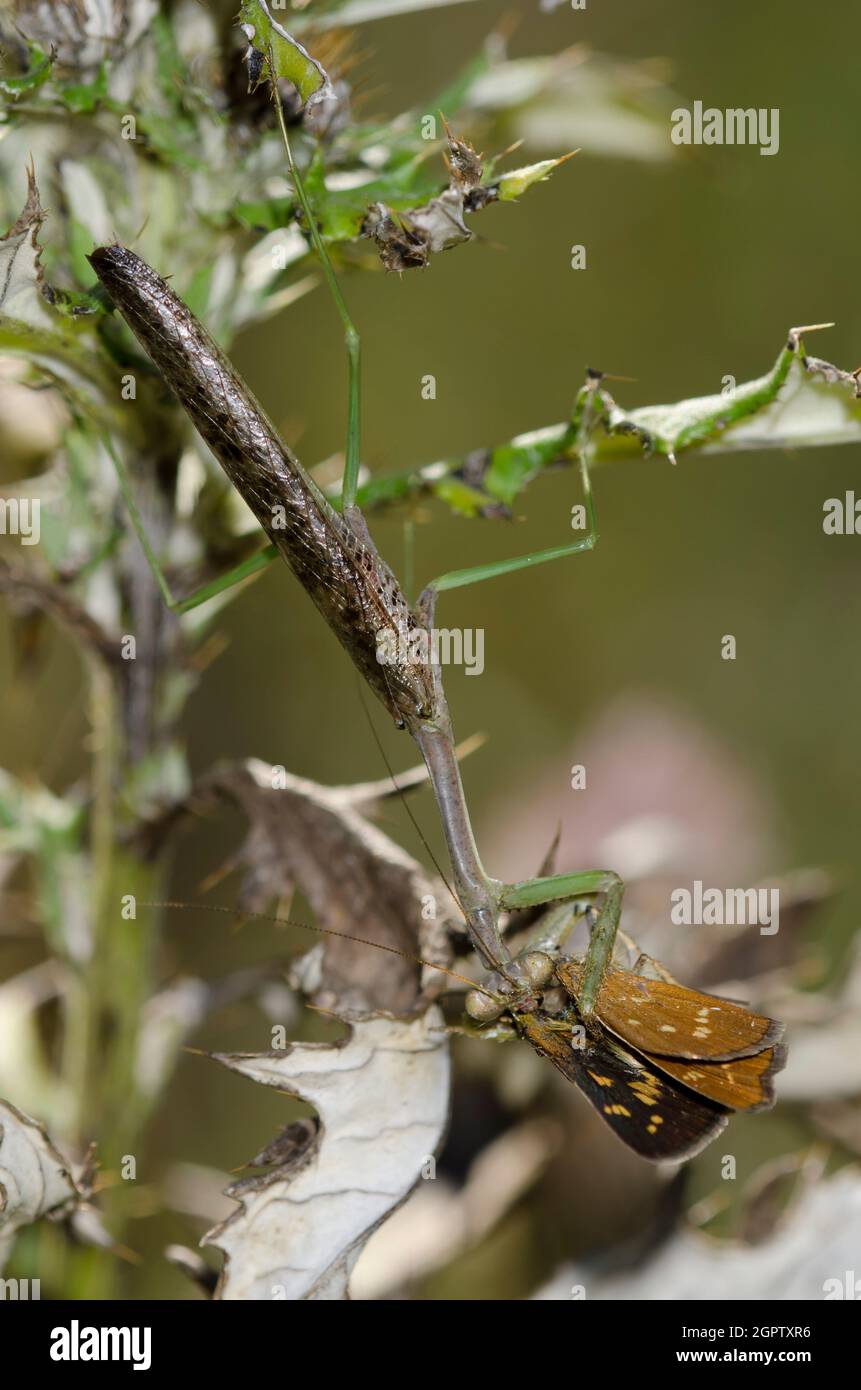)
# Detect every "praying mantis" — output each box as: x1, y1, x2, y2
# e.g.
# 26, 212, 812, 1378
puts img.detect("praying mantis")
85, 27, 789, 1160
